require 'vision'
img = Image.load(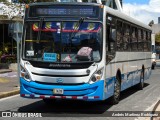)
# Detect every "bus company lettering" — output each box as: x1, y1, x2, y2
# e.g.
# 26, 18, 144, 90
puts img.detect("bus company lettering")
49, 64, 71, 68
